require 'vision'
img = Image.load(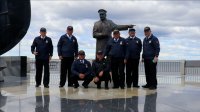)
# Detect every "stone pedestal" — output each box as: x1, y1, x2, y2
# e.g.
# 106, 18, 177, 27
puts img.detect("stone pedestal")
0, 59, 7, 81
0, 56, 27, 77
